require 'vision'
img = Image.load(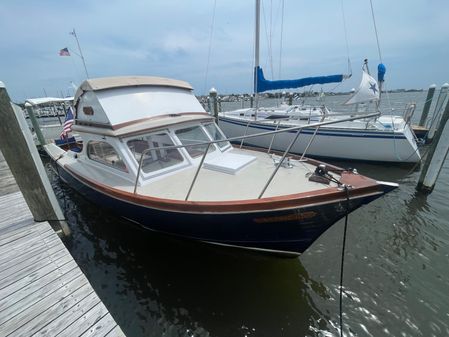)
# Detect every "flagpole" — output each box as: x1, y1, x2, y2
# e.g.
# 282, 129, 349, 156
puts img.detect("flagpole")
70, 29, 89, 79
